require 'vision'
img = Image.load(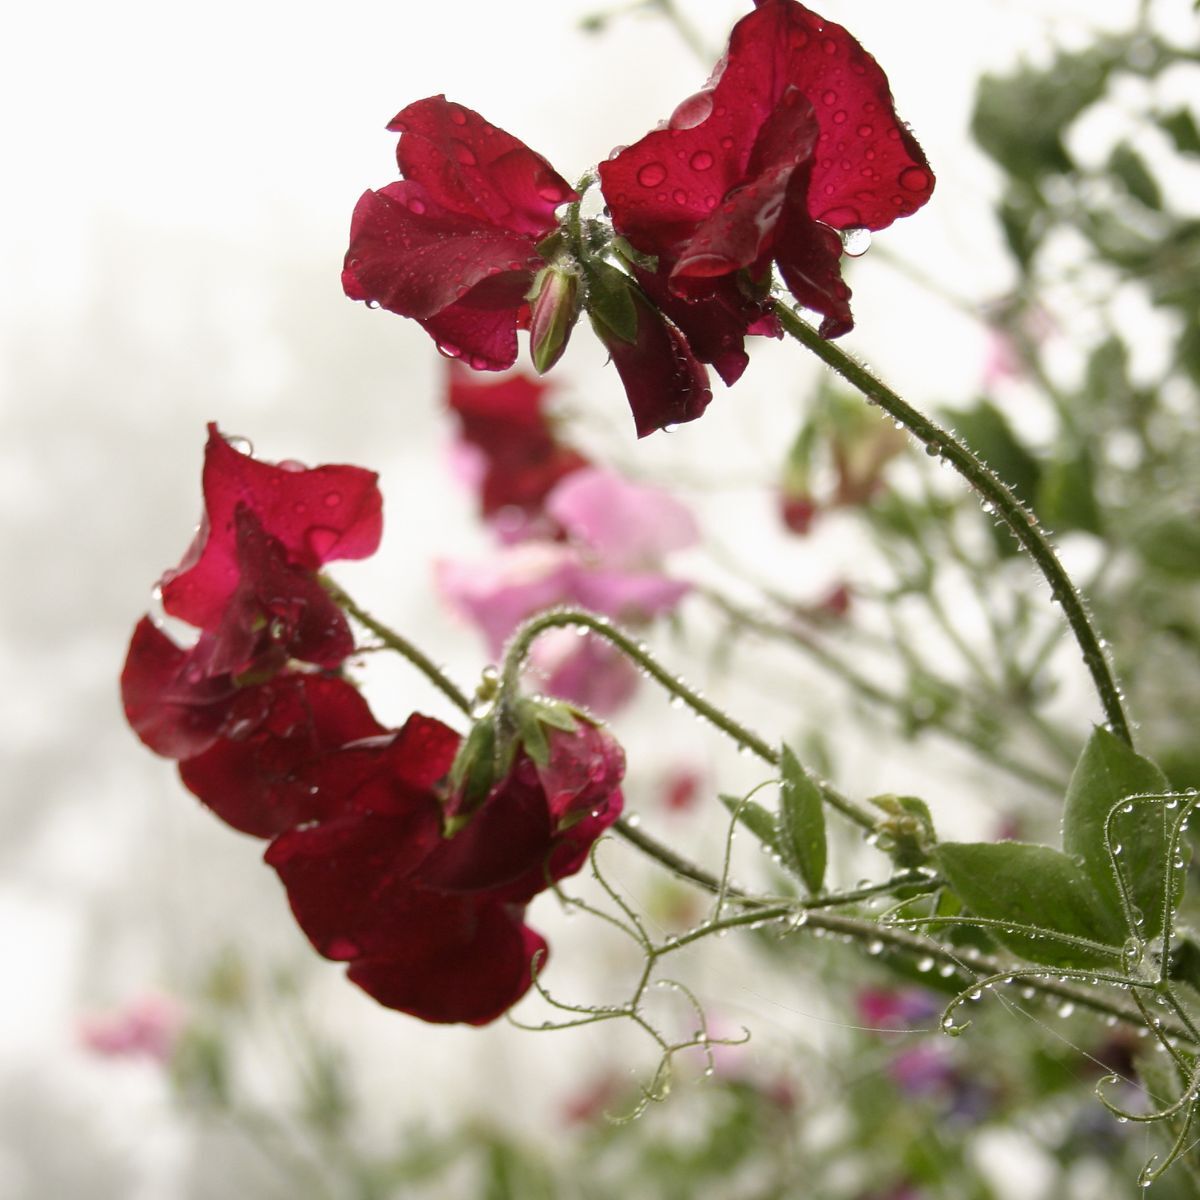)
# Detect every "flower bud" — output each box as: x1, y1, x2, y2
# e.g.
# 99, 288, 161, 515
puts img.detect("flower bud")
527, 266, 580, 375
